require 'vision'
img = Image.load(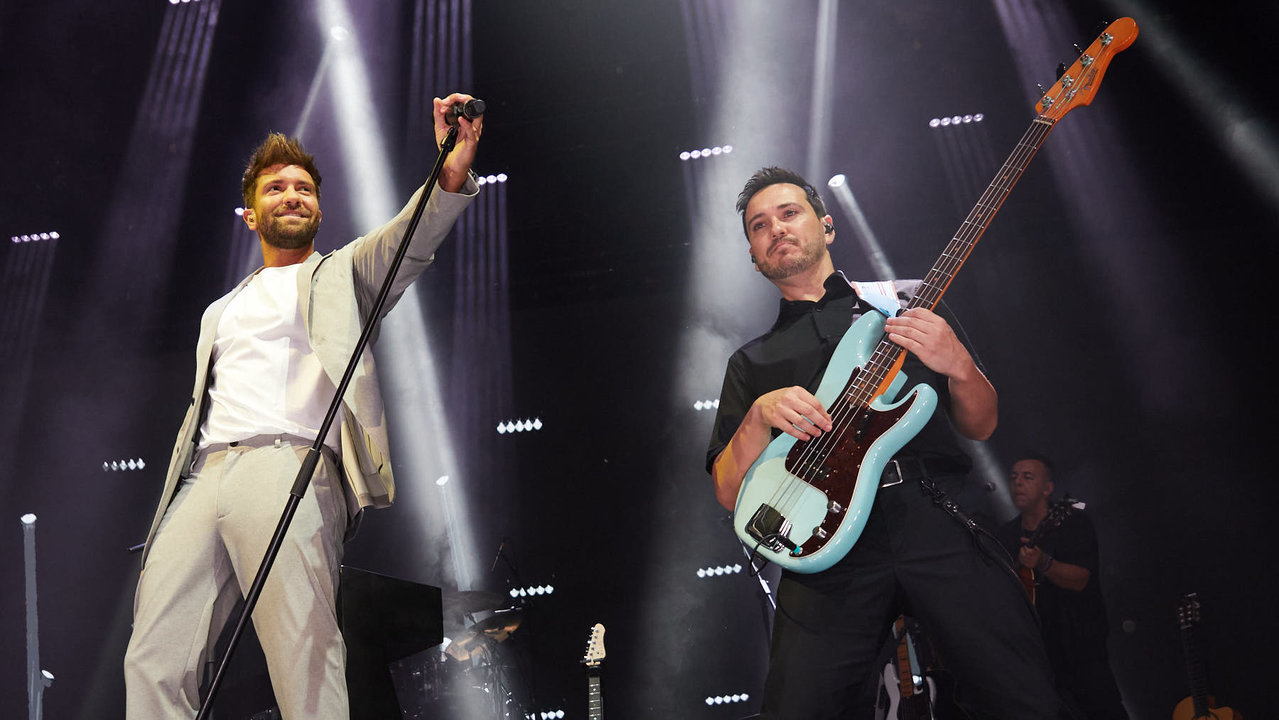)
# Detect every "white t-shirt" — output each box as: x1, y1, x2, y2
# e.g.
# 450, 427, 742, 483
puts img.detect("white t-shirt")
197, 264, 342, 453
